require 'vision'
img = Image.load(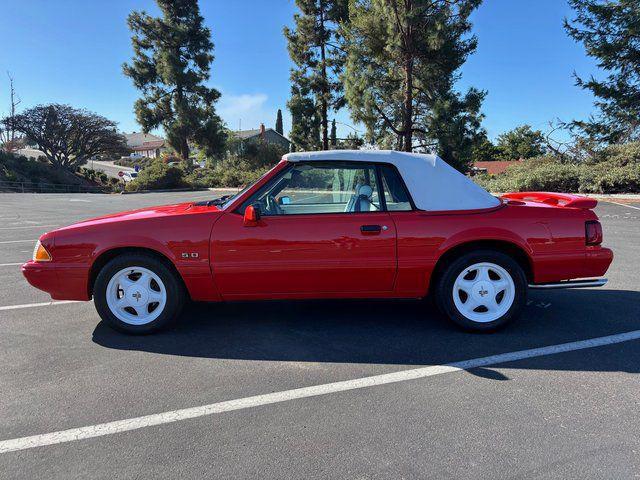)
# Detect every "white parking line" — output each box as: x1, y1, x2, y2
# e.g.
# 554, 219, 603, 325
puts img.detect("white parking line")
0, 263, 23, 267
606, 200, 640, 211
0, 239, 36, 244
1, 329, 639, 454
0, 301, 81, 312
0, 224, 56, 231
